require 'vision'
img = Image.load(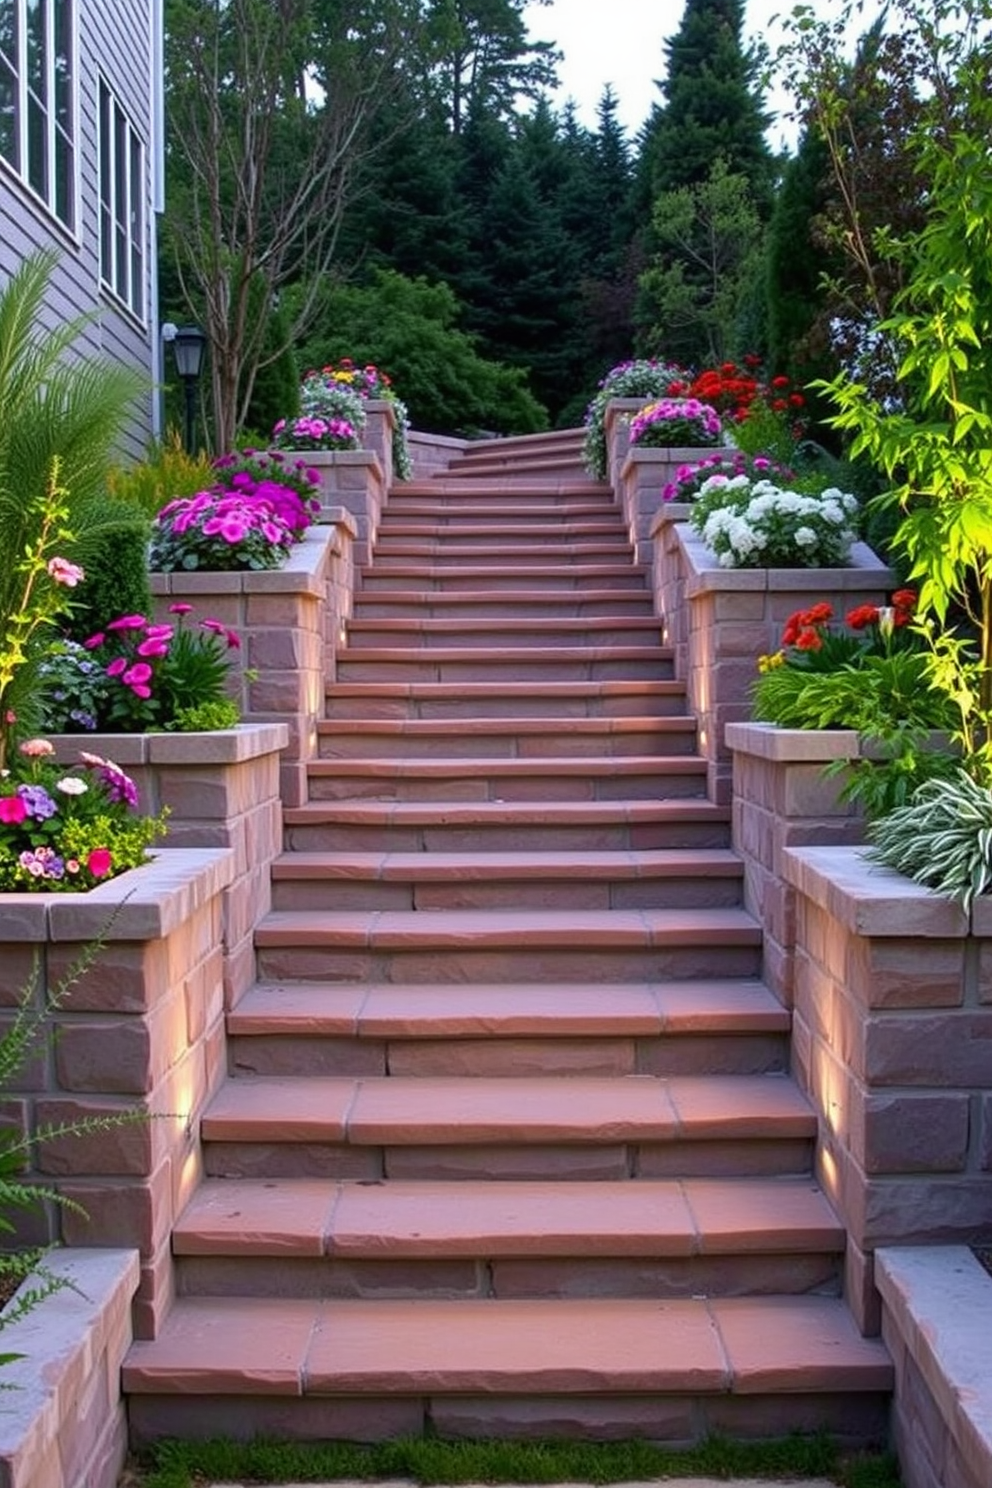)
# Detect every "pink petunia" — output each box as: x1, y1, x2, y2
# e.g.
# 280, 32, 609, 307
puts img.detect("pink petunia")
106, 657, 127, 677
107, 614, 148, 631
0, 795, 27, 824
87, 847, 113, 878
